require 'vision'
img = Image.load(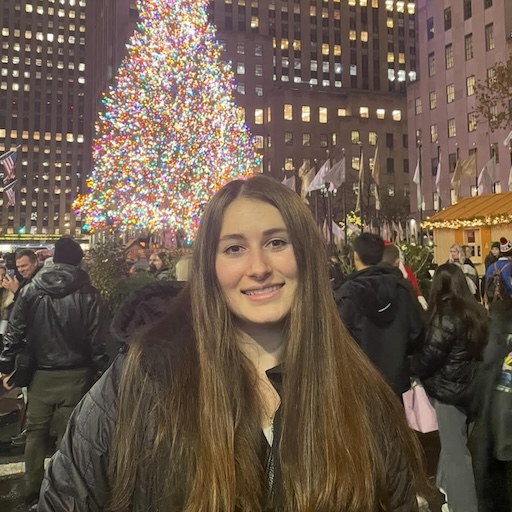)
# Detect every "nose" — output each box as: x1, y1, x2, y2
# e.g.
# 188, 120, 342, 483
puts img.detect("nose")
248, 247, 271, 279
